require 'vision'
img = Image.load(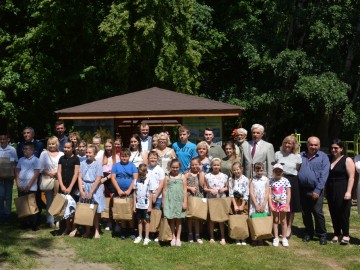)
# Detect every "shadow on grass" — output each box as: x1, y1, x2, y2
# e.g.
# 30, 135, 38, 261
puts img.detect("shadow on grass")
0, 212, 56, 267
